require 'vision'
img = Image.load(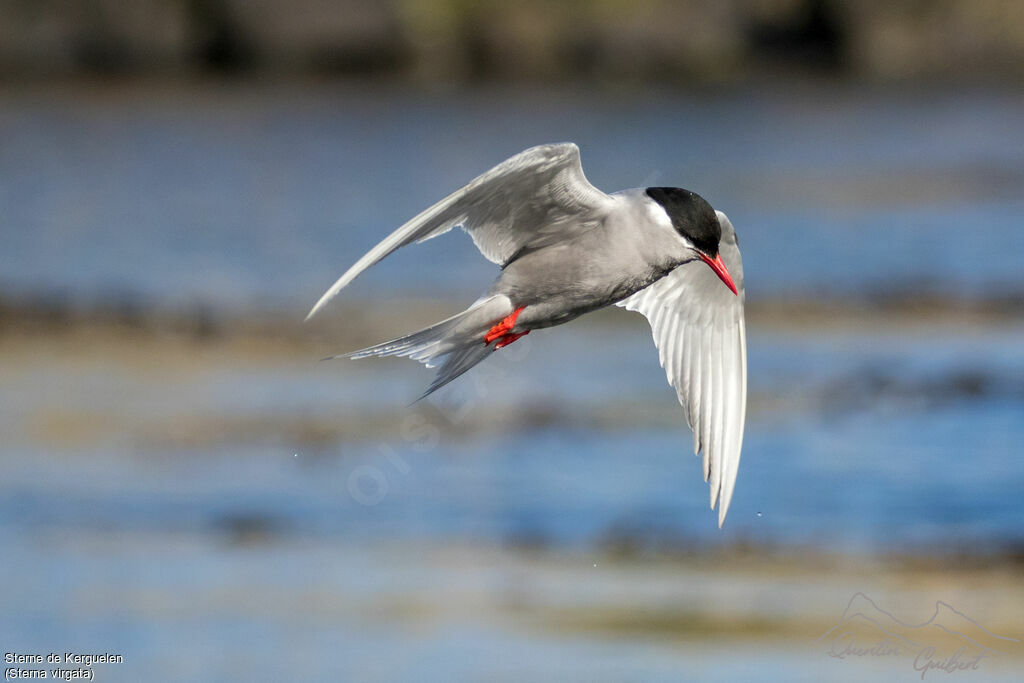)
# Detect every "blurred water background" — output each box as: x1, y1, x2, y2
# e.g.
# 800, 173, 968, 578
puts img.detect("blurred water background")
2, 2, 1024, 682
